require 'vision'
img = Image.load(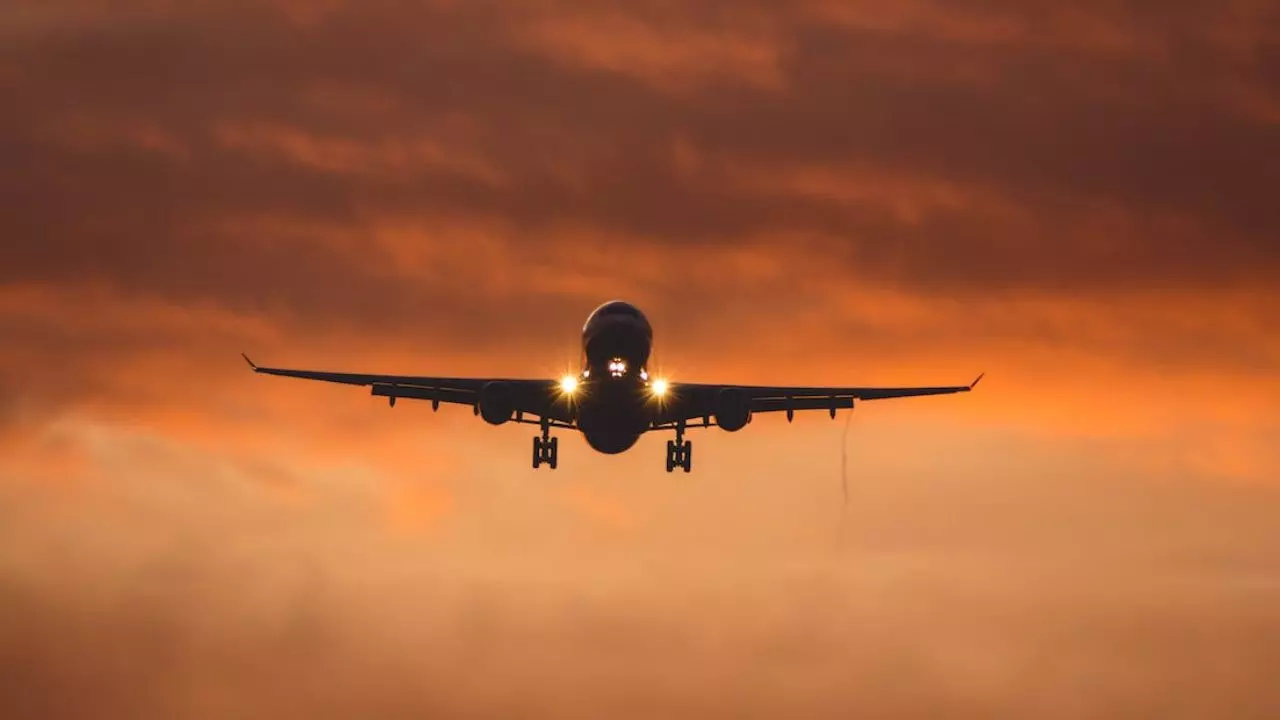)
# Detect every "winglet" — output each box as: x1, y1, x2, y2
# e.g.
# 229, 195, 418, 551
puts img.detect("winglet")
241, 353, 258, 371
970, 372, 985, 389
